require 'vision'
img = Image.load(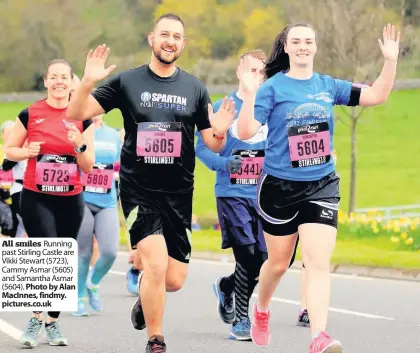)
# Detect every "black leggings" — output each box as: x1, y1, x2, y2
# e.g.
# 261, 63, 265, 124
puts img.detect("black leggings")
20, 188, 84, 318
221, 244, 267, 322
10, 192, 21, 237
